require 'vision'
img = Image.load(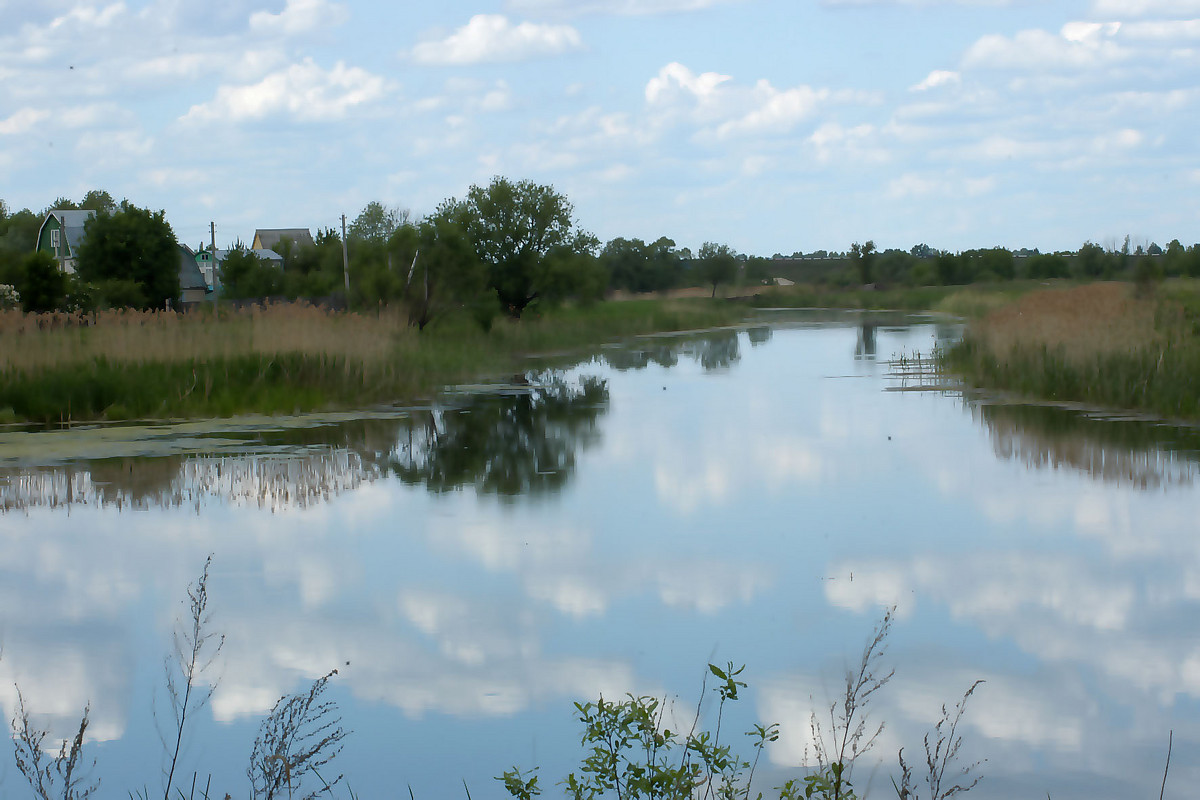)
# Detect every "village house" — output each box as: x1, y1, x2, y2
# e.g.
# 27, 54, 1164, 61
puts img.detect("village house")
35, 209, 212, 308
